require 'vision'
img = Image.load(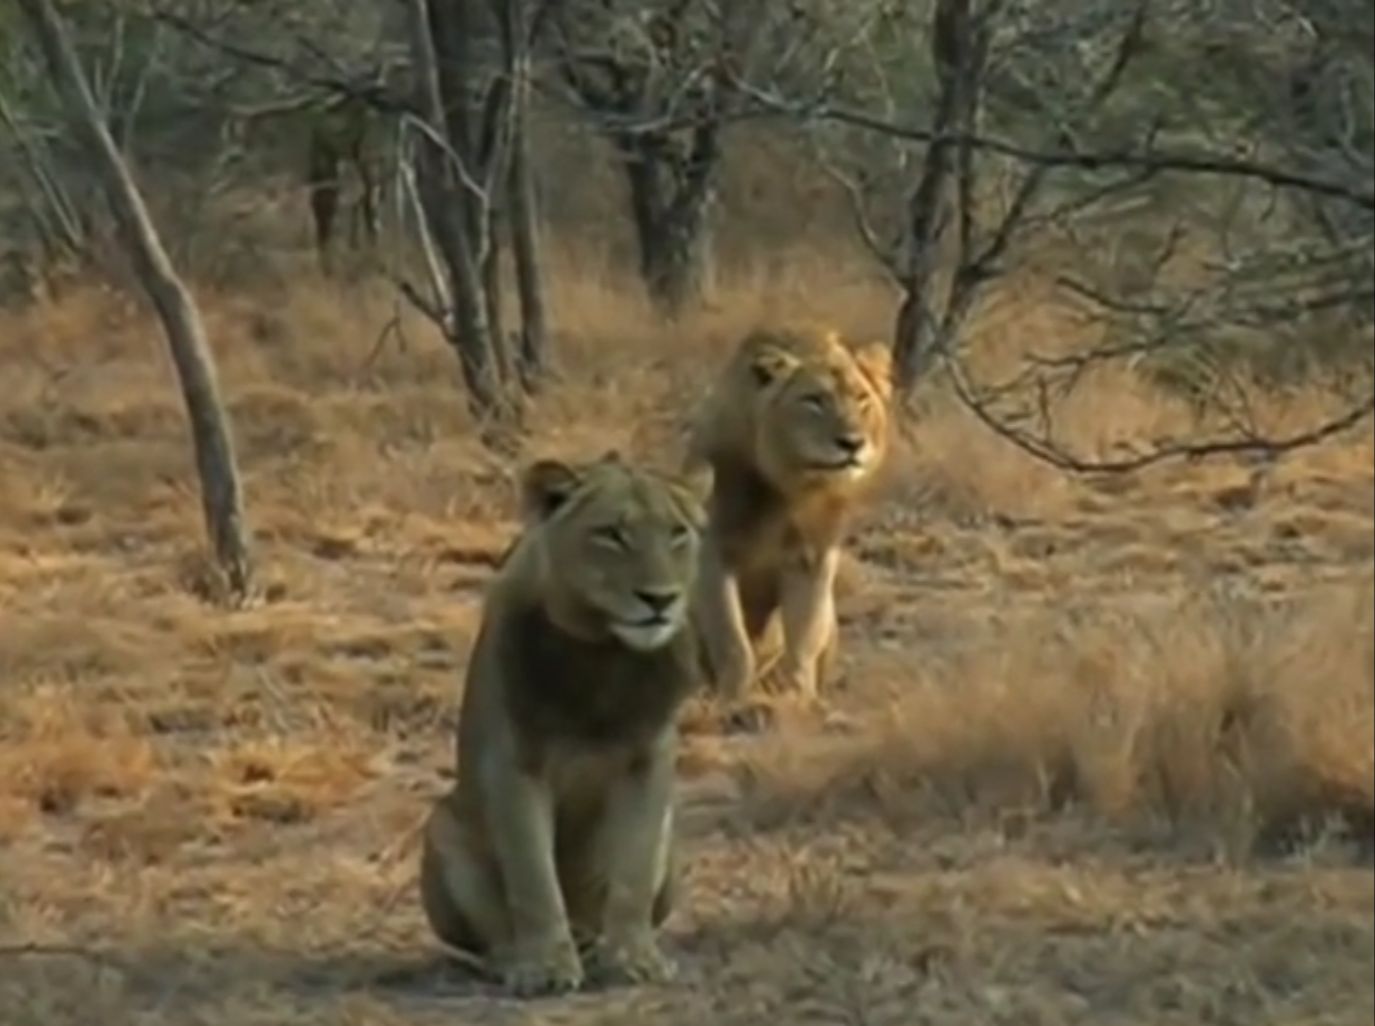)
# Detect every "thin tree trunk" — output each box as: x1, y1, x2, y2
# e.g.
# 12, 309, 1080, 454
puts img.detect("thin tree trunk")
892, 0, 967, 392
620, 125, 719, 319
399, 132, 452, 317
503, 0, 549, 390
403, 0, 505, 419
508, 133, 549, 389
18, 0, 252, 600
481, 204, 512, 387
306, 123, 341, 275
